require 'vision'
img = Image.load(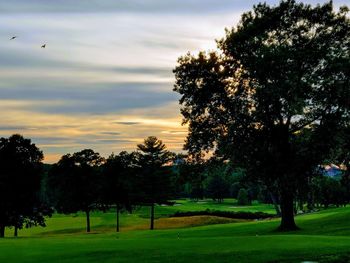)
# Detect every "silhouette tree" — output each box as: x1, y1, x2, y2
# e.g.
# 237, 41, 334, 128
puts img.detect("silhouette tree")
47, 149, 104, 232
0, 134, 44, 238
101, 151, 138, 232
136, 136, 175, 230
174, 1, 350, 230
